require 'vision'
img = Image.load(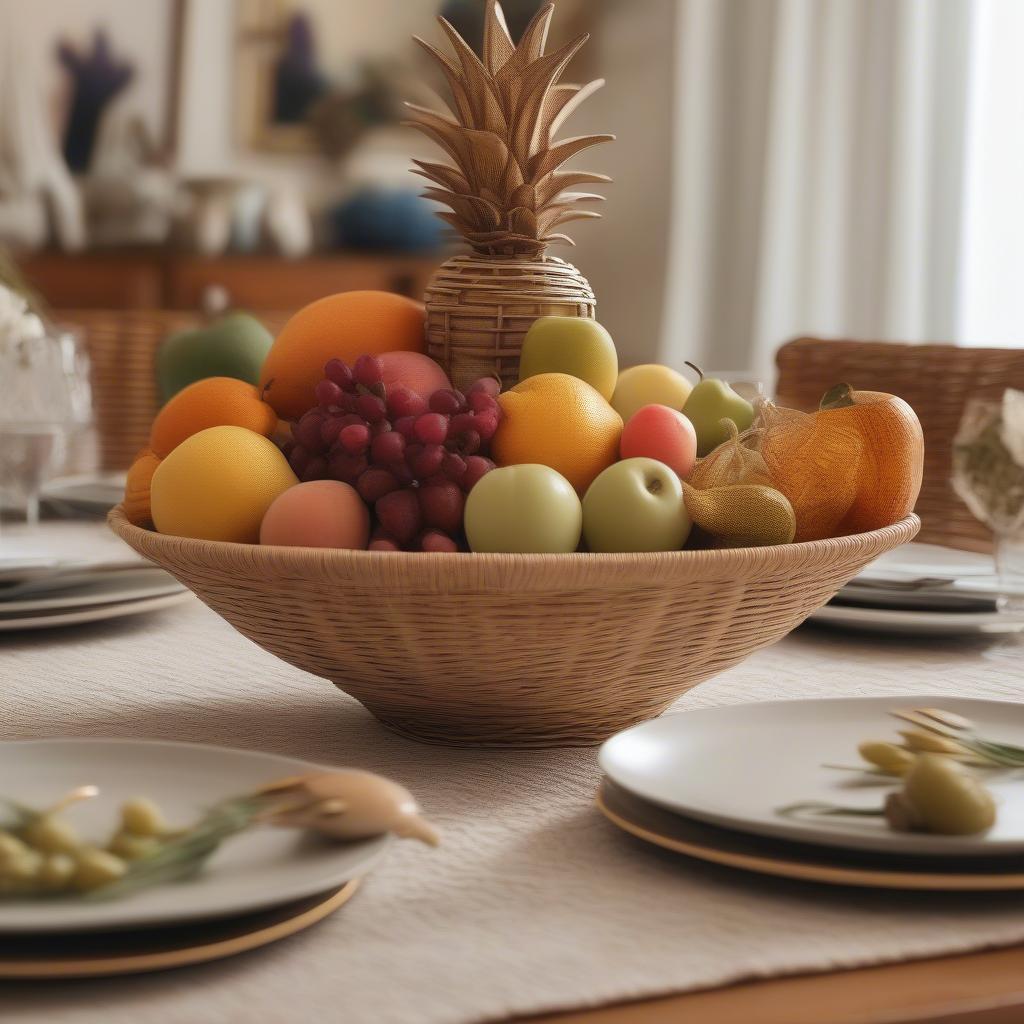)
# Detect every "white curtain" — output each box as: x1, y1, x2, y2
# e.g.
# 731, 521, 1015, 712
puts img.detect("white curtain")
660, 0, 976, 381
